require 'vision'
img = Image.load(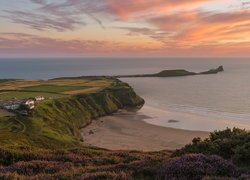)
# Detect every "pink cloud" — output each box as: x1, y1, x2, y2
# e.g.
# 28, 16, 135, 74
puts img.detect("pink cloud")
0, 32, 249, 57
105, 0, 212, 19
136, 10, 250, 47
0, 33, 158, 56
1, 0, 249, 57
